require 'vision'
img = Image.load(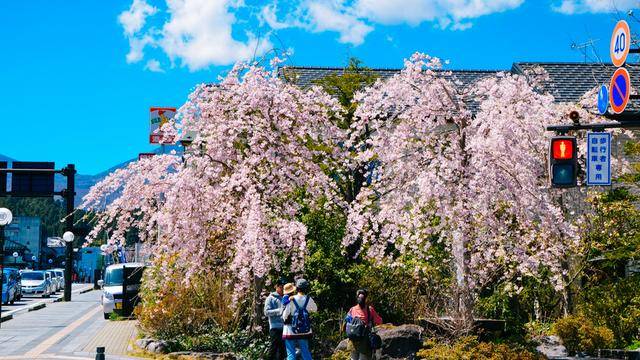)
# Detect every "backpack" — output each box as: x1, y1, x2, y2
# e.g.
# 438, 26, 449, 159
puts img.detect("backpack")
346, 315, 368, 340
346, 306, 373, 340
291, 297, 312, 334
